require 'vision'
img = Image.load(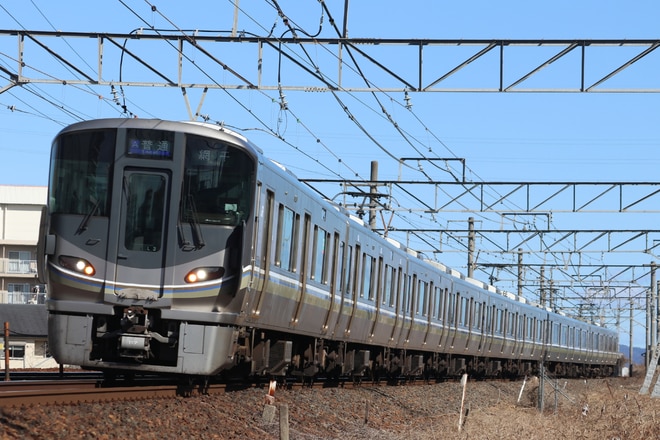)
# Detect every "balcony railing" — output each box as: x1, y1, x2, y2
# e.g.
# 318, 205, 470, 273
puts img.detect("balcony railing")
0, 259, 38, 276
